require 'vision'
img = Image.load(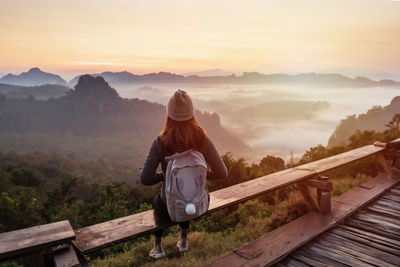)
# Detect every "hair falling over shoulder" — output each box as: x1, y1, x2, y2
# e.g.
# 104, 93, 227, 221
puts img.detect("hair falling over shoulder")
160, 116, 207, 152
